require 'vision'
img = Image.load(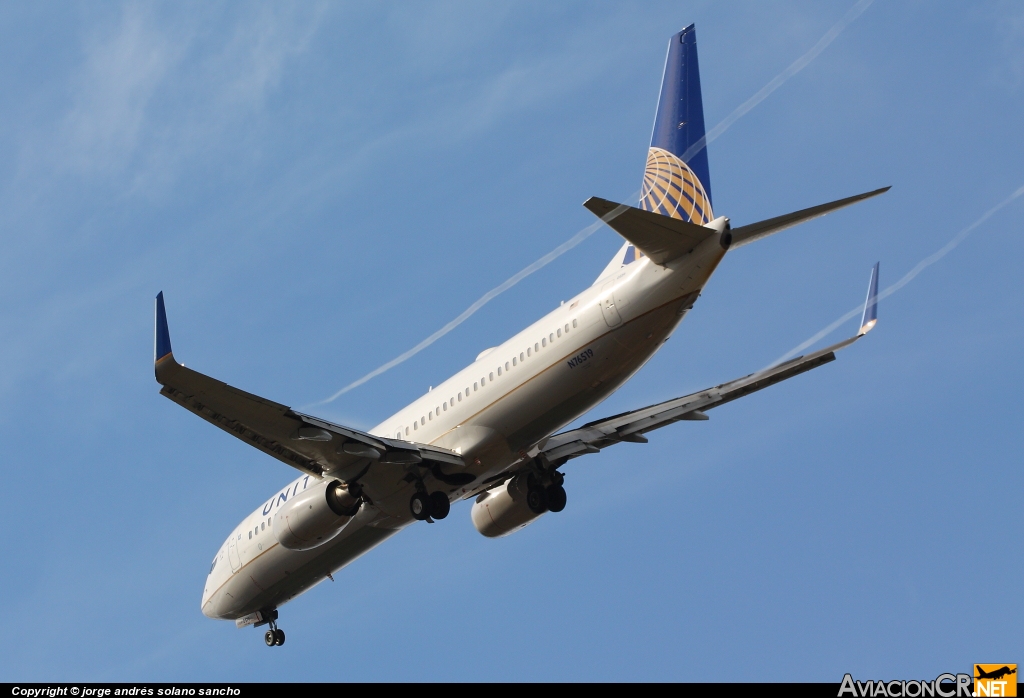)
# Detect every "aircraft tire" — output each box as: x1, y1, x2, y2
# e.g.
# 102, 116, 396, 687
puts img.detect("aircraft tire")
274, 629, 286, 646
526, 487, 548, 514
410, 492, 431, 520
428, 492, 450, 520
546, 484, 567, 513
265, 630, 277, 647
